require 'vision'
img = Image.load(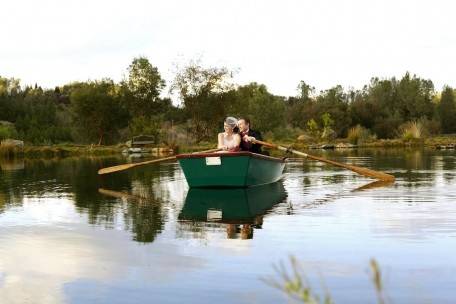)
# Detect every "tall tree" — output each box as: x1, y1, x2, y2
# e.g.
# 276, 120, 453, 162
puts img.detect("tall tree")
285, 81, 315, 128
123, 57, 166, 117
70, 80, 128, 145
396, 72, 434, 120
171, 60, 234, 141
439, 86, 456, 133
234, 83, 285, 132
315, 85, 351, 137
